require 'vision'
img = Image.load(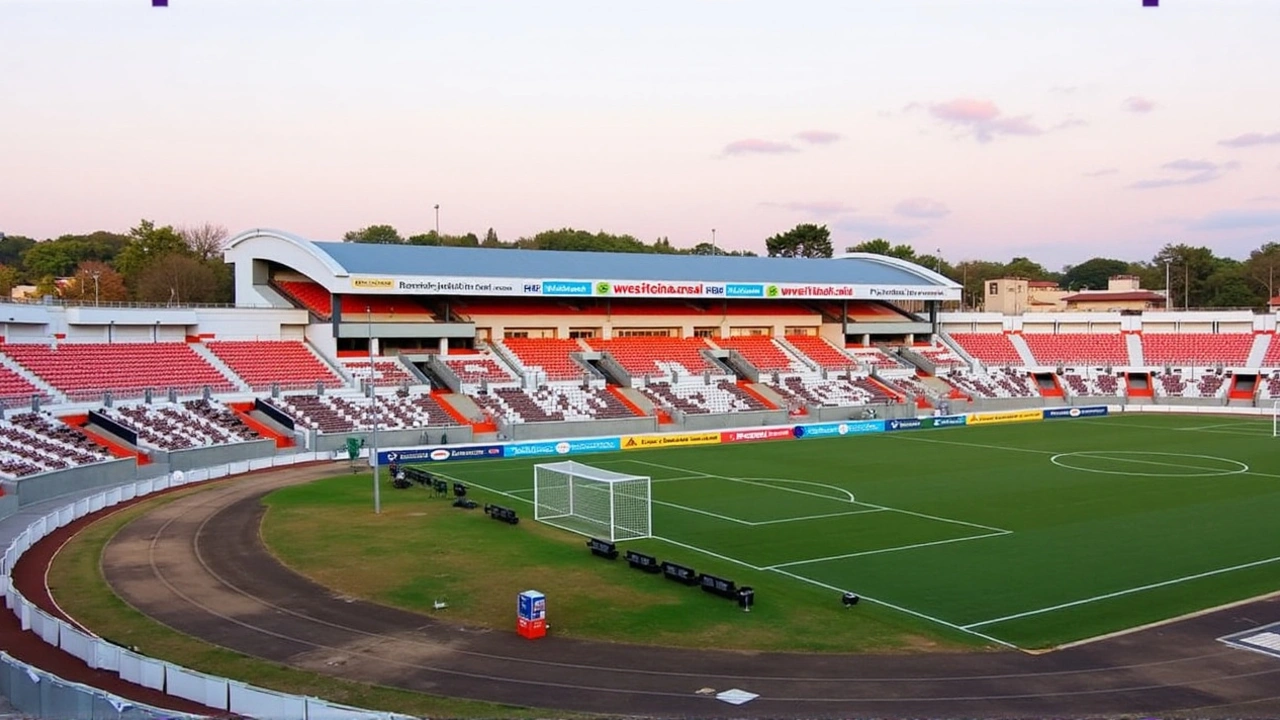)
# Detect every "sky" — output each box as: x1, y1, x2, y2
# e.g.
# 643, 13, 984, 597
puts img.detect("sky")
3, 0, 1280, 270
